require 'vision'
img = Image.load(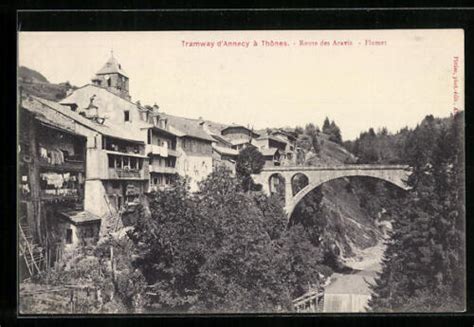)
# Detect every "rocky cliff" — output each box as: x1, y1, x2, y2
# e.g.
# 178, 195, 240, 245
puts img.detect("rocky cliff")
295, 132, 406, 262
